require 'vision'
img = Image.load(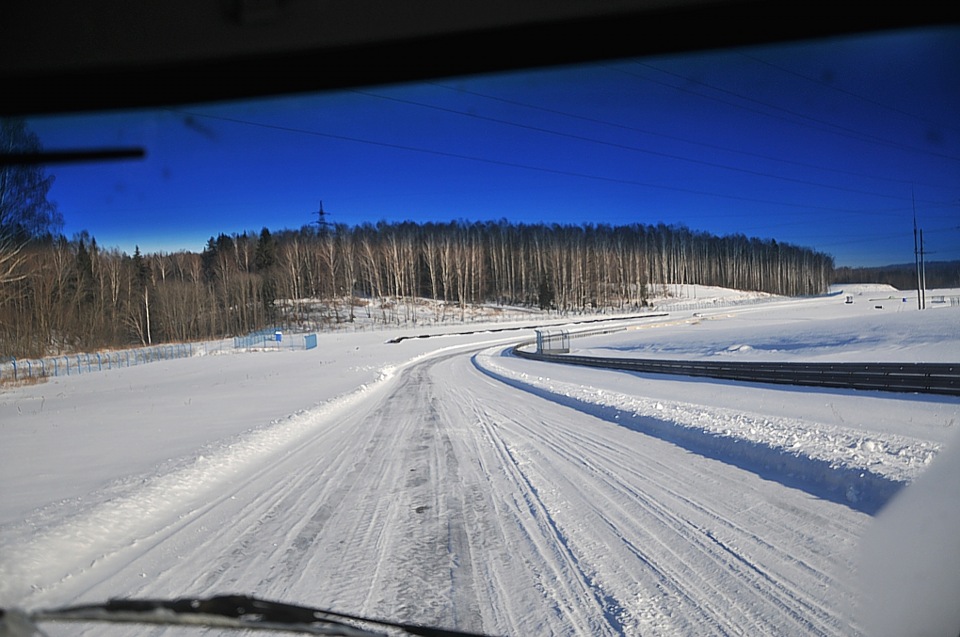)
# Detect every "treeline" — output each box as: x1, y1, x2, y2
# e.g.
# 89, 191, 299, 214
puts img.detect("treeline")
0, 221, 834, 358
832, 261, 960, 290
